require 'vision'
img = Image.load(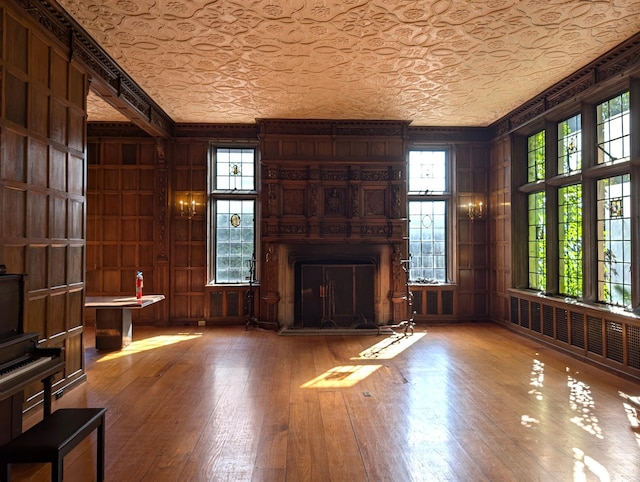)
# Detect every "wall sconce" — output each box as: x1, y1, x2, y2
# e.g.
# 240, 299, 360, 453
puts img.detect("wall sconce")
178, 194, 197, 219
467, 201, 484, 221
